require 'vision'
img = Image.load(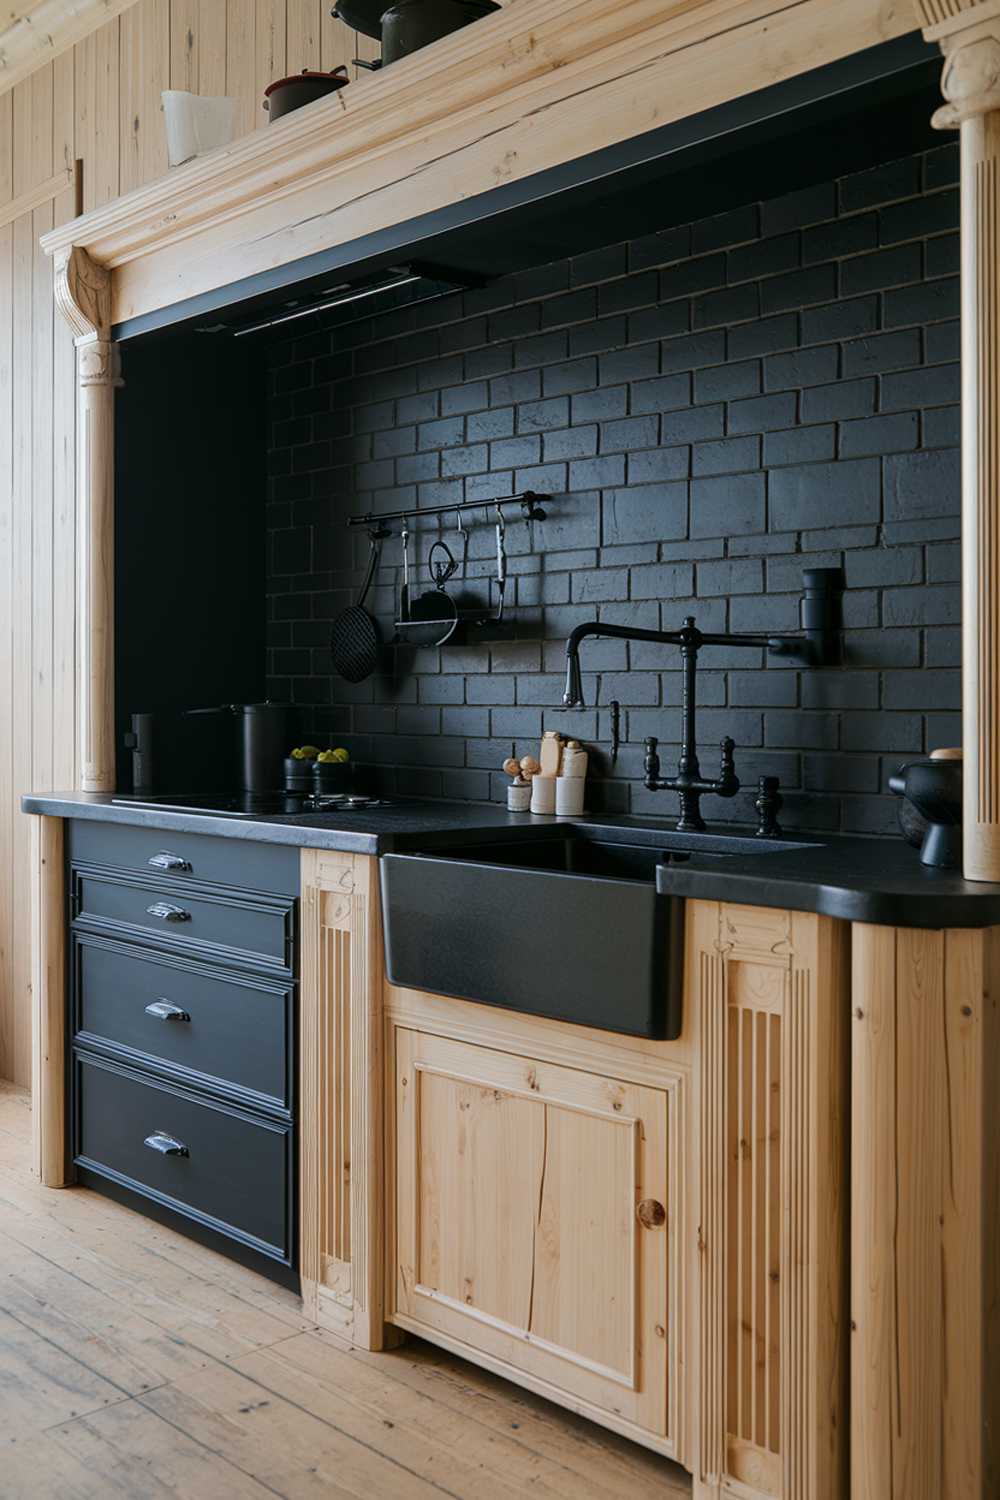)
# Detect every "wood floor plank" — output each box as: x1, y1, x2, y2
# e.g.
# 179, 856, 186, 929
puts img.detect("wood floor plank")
47, 1399, 276, 1498
324, 1331, 691, 1495
0, 1305, 128, 1440
237, 1333, 629, 1500
0, 1080, 32, 1140
140, 1364, 460, 1499
0, 1098, 691, 1497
